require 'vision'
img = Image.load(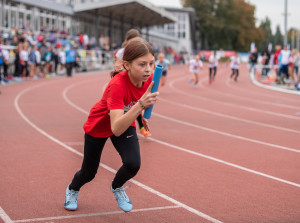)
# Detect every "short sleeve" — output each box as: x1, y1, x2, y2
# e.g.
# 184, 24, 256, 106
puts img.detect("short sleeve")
116, 48, 124, 60
107, 83, 125, 110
